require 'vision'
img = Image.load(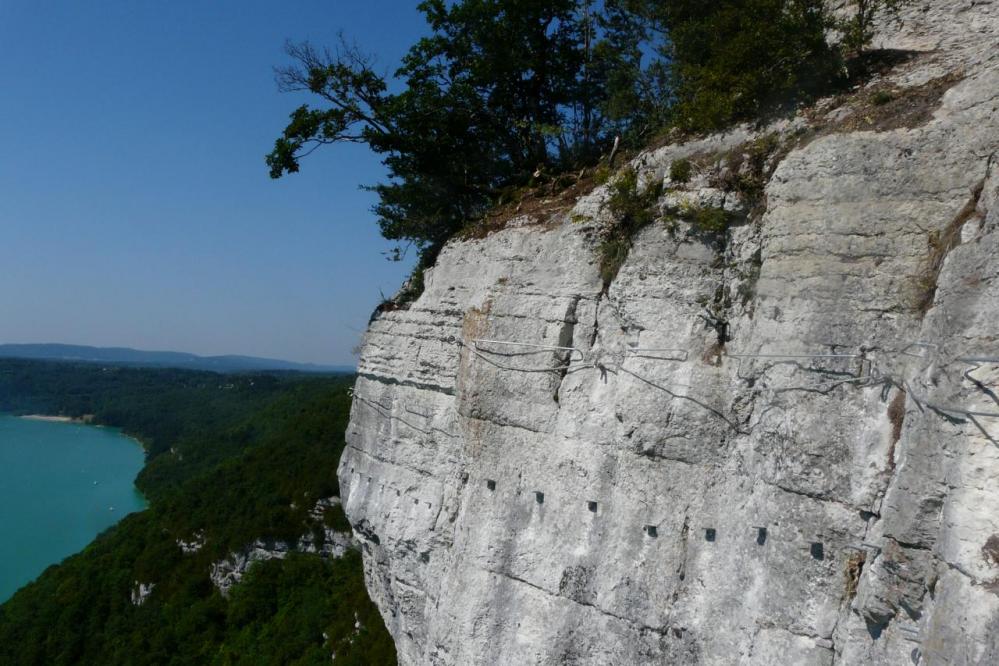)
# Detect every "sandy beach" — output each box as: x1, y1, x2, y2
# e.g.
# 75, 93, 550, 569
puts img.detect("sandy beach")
19, 415, 77, 423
